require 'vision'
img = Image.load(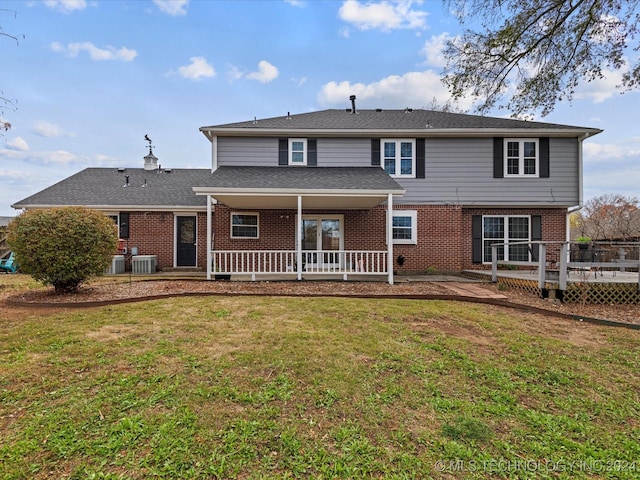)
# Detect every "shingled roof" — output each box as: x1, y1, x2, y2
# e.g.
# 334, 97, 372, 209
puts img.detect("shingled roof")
201, 108, 602, 135
192, 166, 404, 192
12, 168, 210, 210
